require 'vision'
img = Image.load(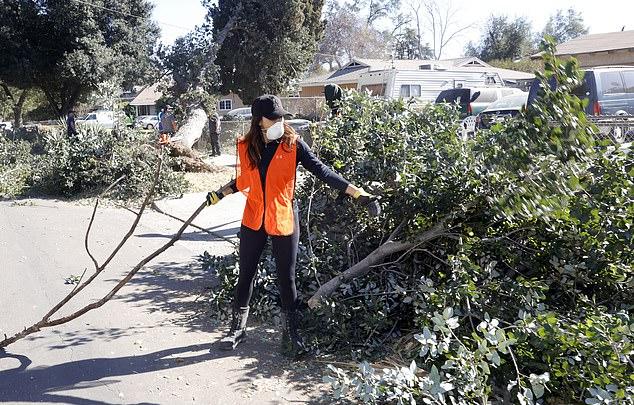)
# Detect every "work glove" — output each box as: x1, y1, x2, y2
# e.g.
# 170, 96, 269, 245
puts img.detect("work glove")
352, 188, 381, 217
205, 190, 224, 206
